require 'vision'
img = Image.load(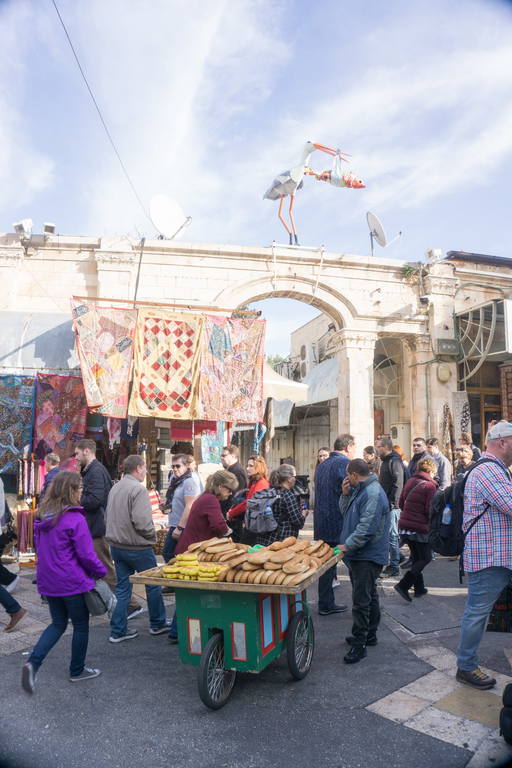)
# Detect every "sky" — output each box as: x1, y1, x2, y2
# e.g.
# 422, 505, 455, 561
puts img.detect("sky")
2, 0, 512, 355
